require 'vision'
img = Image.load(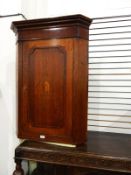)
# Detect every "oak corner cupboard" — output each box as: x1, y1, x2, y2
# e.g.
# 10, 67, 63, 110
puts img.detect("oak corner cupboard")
11, 14, 92, 146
